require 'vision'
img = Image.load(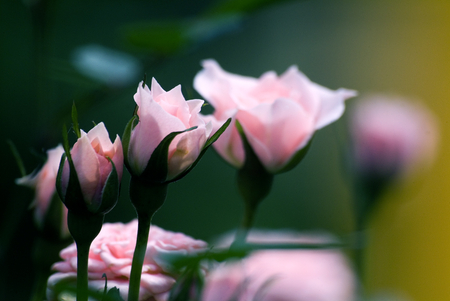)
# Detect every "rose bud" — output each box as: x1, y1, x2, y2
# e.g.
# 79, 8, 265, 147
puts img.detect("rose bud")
16, 145, 70, 239
123, 78, 228, 184
194, 59, 357, 174
57, 122, 123, 215
349, 95, 438, 180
